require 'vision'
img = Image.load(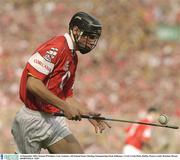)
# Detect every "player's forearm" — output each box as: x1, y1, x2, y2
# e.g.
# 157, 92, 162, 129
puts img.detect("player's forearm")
66, 97, 91, 114
26, 76, 67, 111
